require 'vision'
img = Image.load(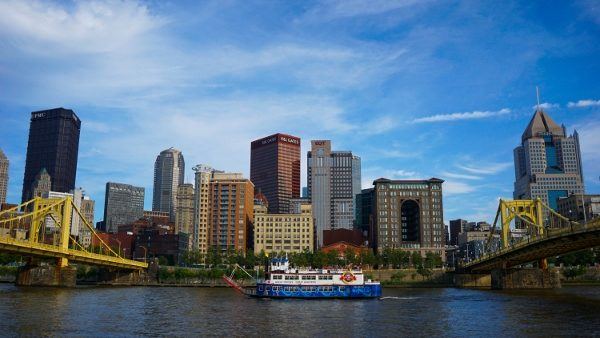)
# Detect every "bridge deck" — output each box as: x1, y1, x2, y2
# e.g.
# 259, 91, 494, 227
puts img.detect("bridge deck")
0, 236, 148, 270
463, 219, 600, 272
